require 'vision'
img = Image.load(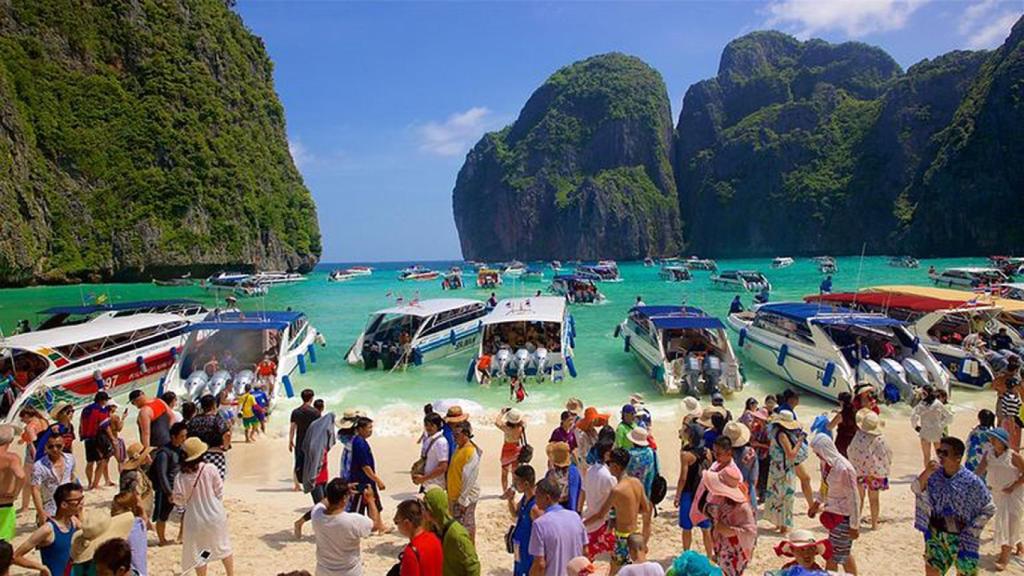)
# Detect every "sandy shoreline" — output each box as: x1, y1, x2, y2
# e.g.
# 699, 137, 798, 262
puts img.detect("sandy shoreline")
6, 394, 1012, 575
